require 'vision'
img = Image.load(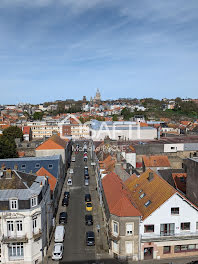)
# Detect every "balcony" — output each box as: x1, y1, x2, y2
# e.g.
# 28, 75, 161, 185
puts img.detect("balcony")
2, 234, 28, 243
141, 231, 198, 242
108, 231, 120, 241
33, 229, 42, 241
